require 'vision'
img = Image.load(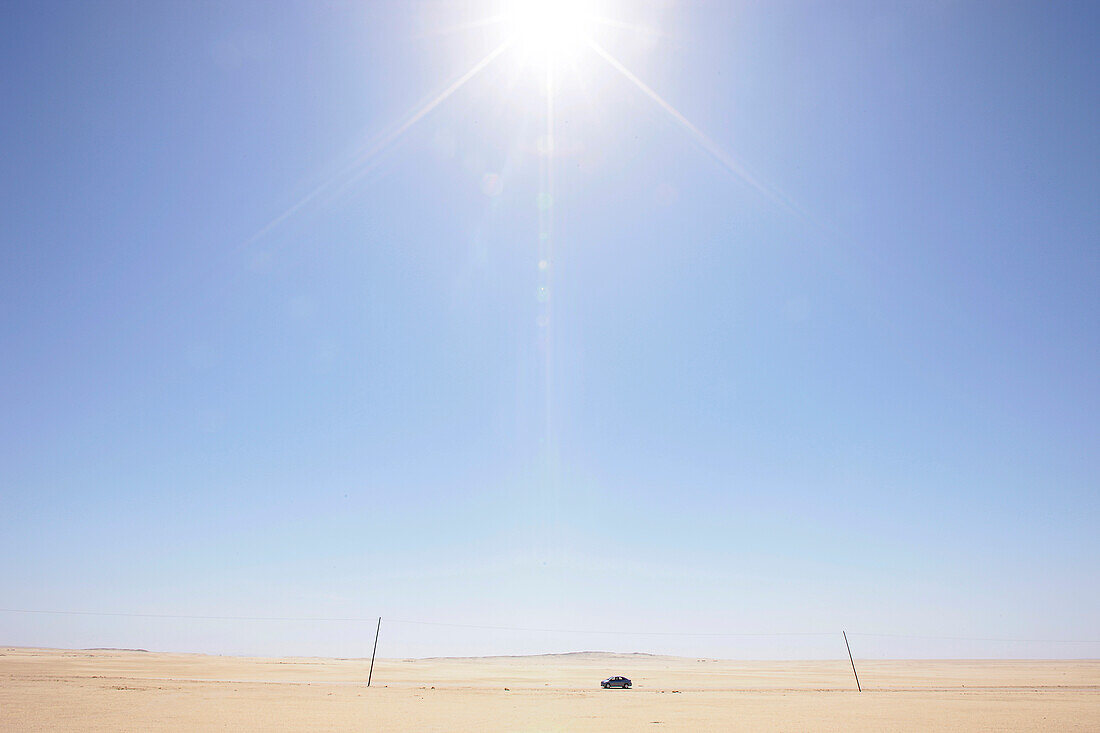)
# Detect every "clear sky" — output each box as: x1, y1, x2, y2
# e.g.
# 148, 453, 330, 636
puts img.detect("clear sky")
1, 0, 1098, 659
